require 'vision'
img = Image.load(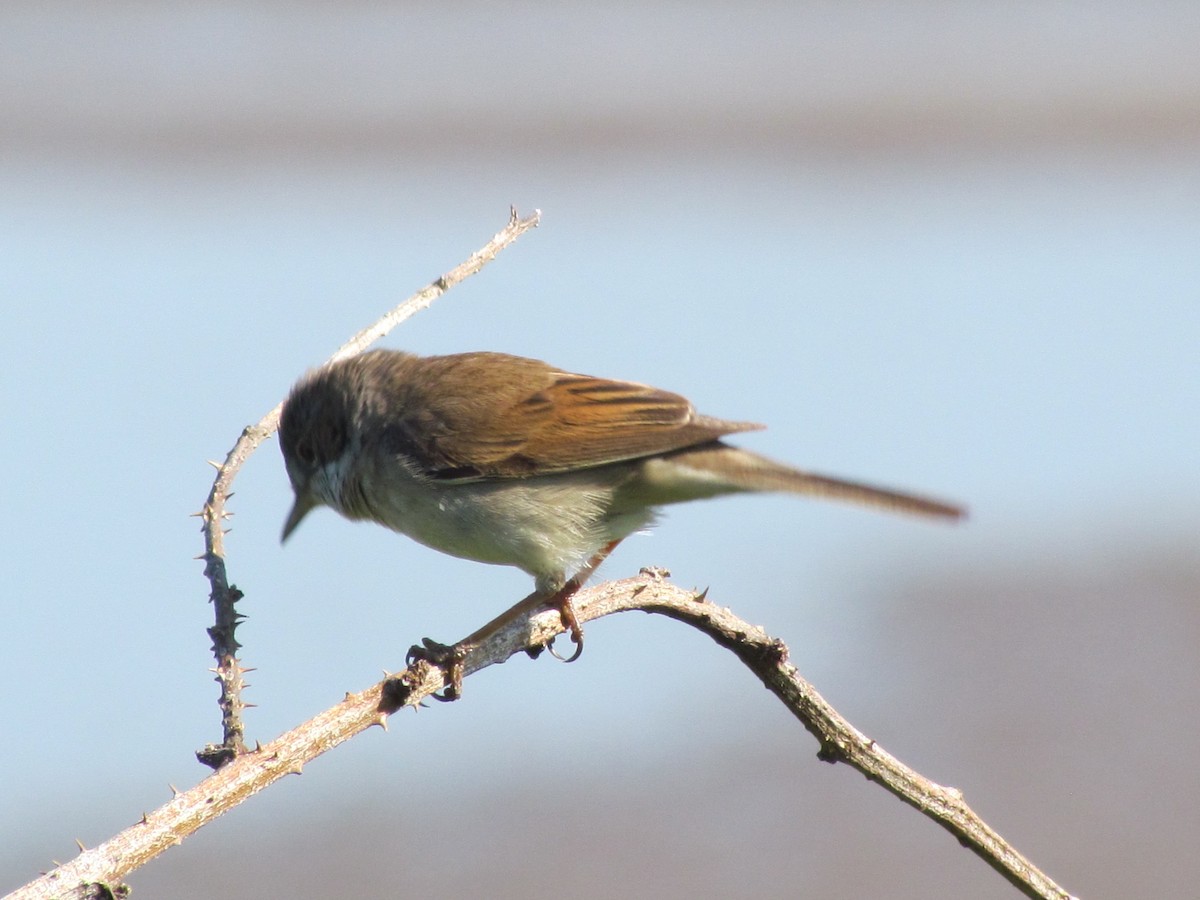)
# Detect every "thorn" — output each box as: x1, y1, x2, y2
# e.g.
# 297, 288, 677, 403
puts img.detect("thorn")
75, 839, 87, 852
375, 714, 389, 731
692, 587, 710, 603
243, 702, 258, 709
288, 762, 304, 776
169, 784, 180, 796
189, 510, 204, 518
140, 812, 149, 825
206, 460, 222, 470
631, 583, 647, 596
254, 740, 263, 752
